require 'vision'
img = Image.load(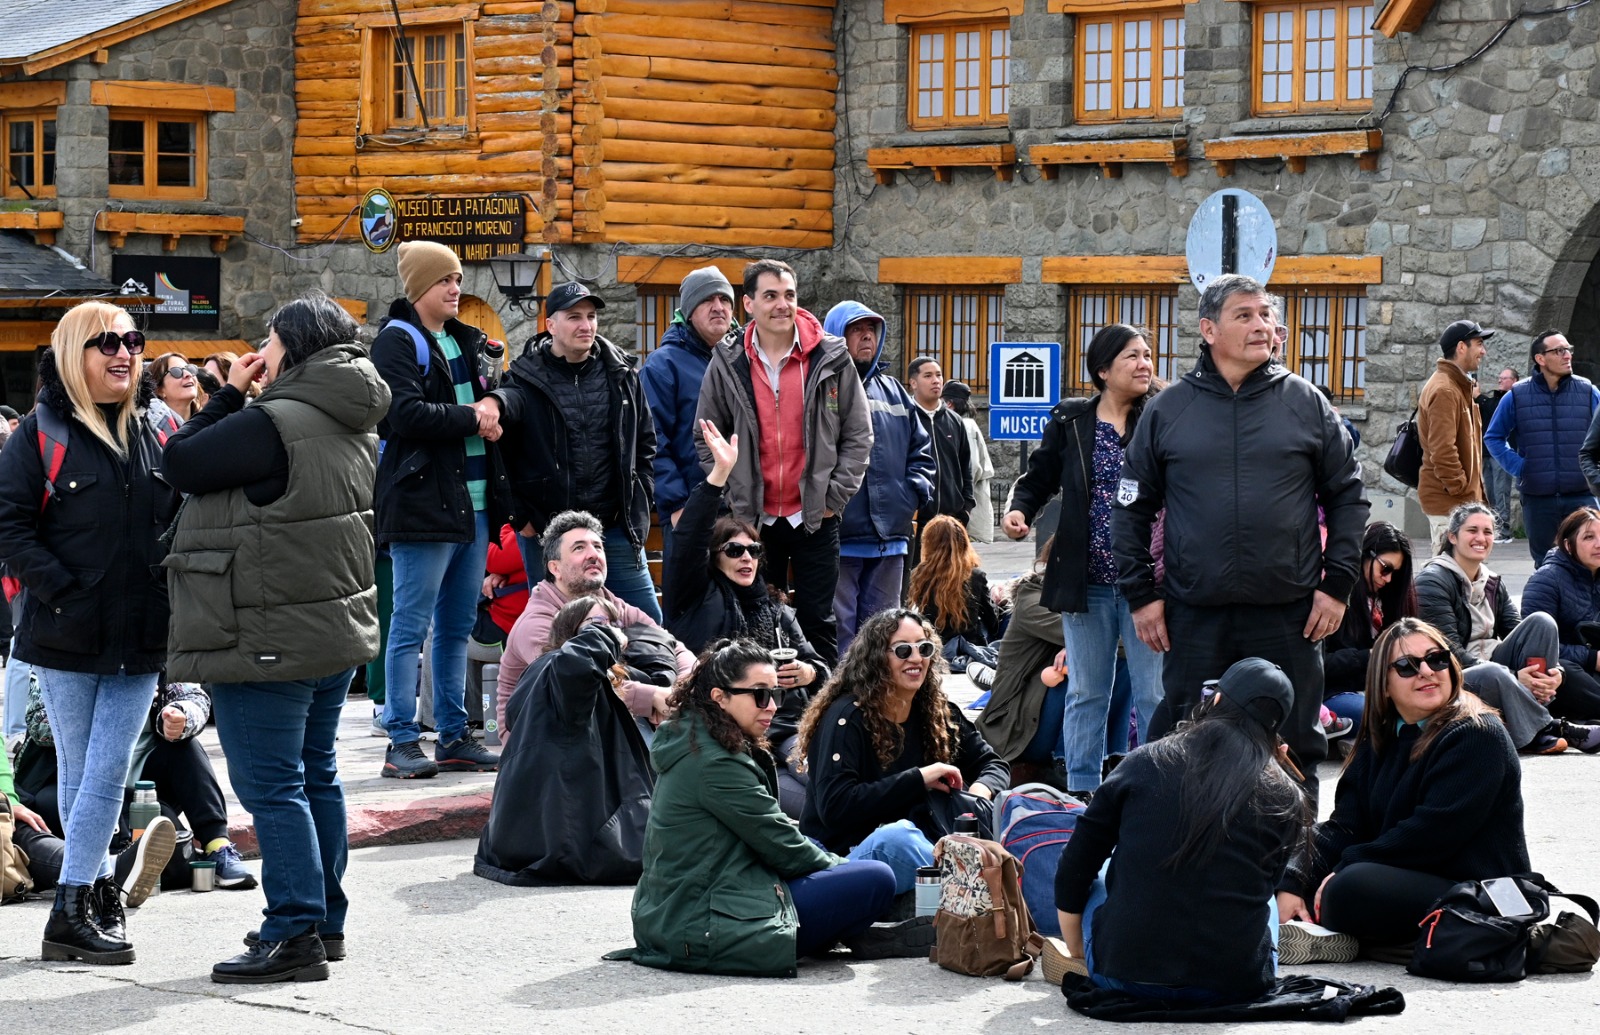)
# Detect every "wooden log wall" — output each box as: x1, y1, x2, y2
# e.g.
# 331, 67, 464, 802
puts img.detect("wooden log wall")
293, 0, 837, 249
